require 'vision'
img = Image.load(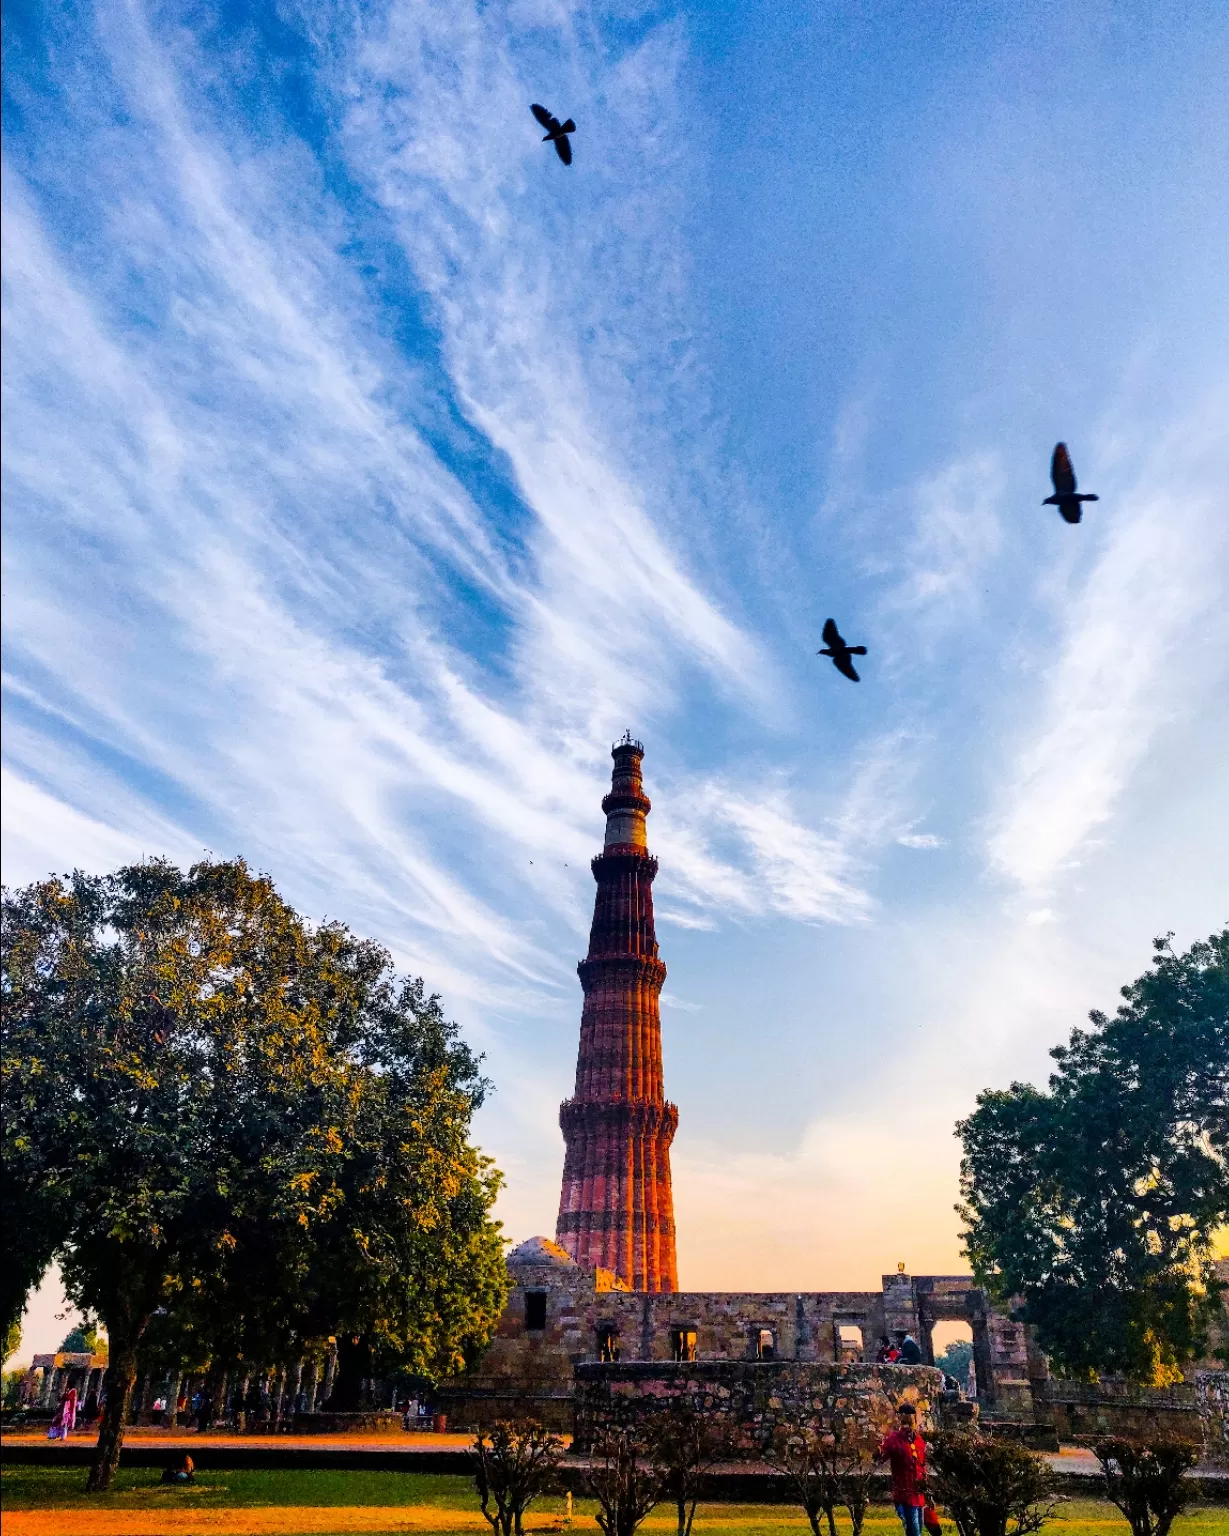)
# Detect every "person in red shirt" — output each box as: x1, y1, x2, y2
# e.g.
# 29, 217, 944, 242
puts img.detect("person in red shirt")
876, 1403, 928, 1536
